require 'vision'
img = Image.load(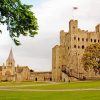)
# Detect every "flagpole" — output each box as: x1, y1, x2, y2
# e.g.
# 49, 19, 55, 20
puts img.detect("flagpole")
72, 7, 78, 20
72, 7, 74, 19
